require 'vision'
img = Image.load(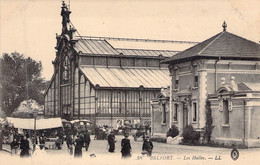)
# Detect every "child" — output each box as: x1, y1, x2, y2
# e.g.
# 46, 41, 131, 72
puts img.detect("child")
142, 135, 153, 156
